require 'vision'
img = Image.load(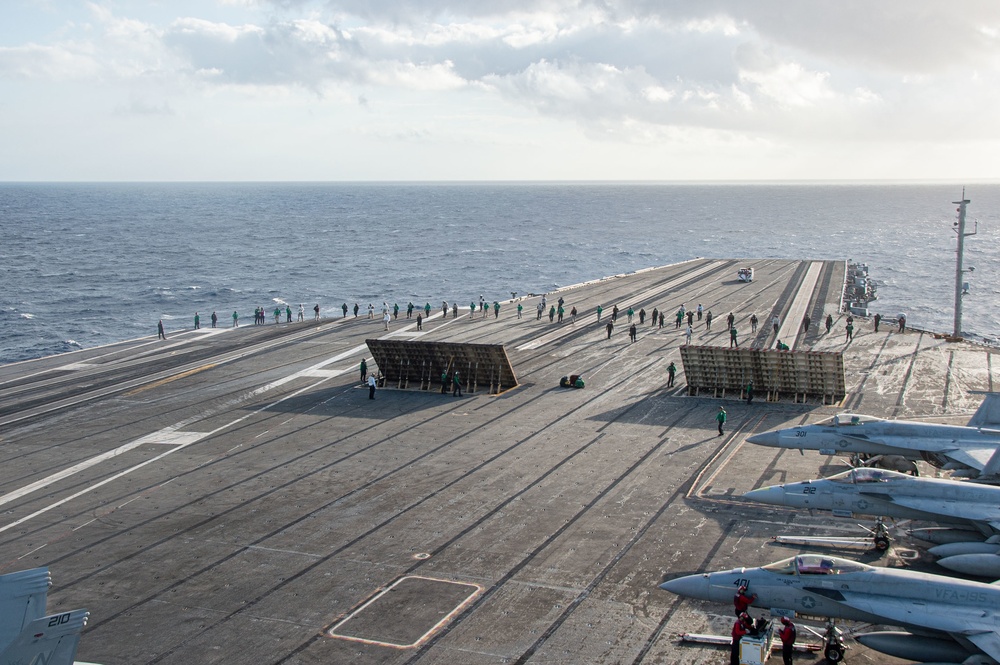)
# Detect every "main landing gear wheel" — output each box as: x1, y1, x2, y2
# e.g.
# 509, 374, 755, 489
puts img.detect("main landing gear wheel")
825, 644, 845, 662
